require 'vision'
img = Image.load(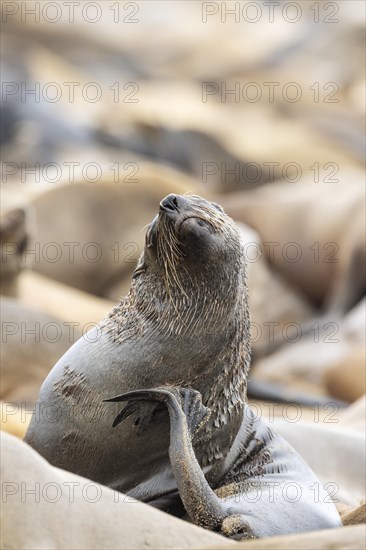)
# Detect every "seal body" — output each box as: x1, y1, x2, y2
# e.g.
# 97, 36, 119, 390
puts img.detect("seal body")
107, 388, 341, 539
26, 324, 242, 499
26, 194, 249, 499
25, 194, 341, 536
213, 404, 341, 537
